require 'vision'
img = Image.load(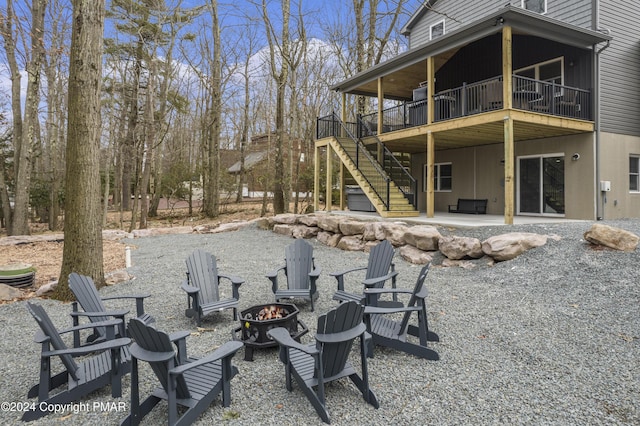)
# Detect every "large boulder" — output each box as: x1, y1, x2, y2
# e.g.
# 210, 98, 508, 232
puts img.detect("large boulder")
292, 225, 320, 239
298, 214, 319, 227
316, 215, 344, 233
317, 231, 342, 247
438, 235, 484, 260
583, 224, 639, 252
337, 235, 366, 251
363, 222, 385, 241
403, 225, 442, 251
399, 245, 434, 264
339, 220, 367, 236
272, 213, 299, 225
482, 232, 547, 261
380, 222, 410, 246
273, 224, 294, 237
